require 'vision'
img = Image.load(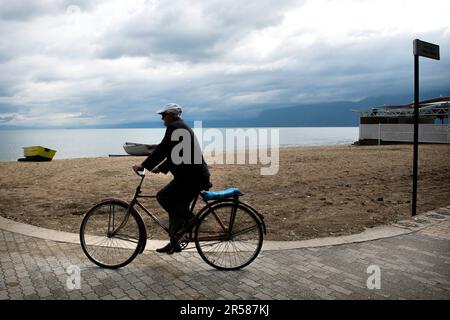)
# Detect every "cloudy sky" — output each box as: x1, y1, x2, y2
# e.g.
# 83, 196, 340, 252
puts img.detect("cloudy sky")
1, 0, 449, 128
